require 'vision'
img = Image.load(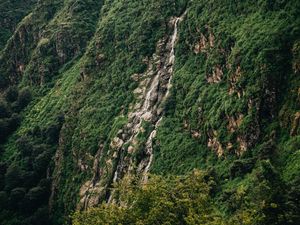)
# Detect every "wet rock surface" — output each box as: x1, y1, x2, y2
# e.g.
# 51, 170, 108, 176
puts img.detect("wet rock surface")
78, 13, 186, 208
